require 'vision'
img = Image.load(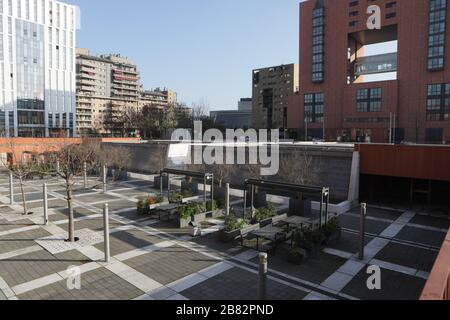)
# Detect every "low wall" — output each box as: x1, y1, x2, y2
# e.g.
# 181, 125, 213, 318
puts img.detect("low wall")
420, 228, 450, 300
106, 142, 354, 202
